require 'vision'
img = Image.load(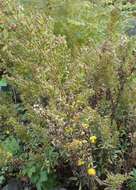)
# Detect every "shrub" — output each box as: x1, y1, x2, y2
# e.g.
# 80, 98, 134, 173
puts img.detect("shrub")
104, 173, 129, 190
0, 0, 136, 189
128, 169, 136, 190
